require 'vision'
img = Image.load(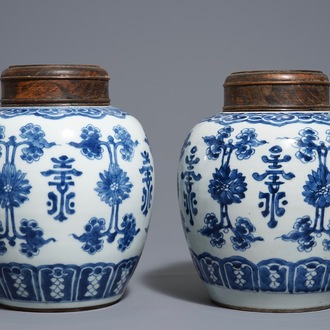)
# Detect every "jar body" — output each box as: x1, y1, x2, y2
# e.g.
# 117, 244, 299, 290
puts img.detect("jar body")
178, 111, 330, 311
0, 106, 154, 311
